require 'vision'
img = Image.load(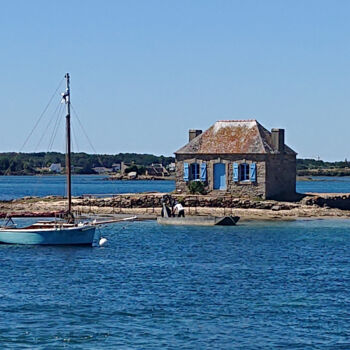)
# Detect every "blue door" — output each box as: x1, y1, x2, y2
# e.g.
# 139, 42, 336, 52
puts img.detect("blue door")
214, 163, 226, 190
